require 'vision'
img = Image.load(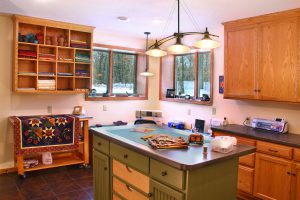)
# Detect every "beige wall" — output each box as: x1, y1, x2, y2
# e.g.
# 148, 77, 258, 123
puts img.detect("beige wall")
0, 14, 160, 169
159, 25, 300, 133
